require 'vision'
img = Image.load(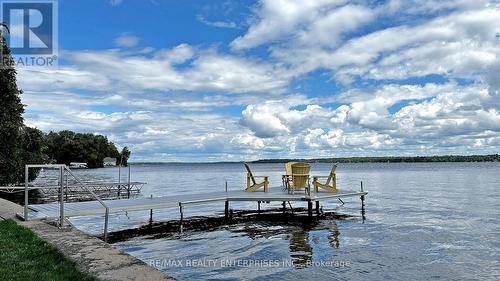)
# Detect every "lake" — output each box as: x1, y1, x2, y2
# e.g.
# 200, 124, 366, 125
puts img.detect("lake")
67, 162, 500, 280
